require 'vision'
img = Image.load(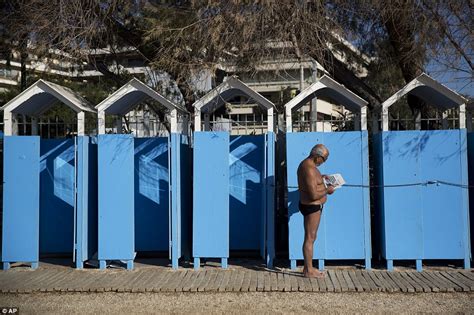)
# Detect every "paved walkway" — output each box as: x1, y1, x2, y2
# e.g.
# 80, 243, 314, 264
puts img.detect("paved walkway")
1, 259, 473, 294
